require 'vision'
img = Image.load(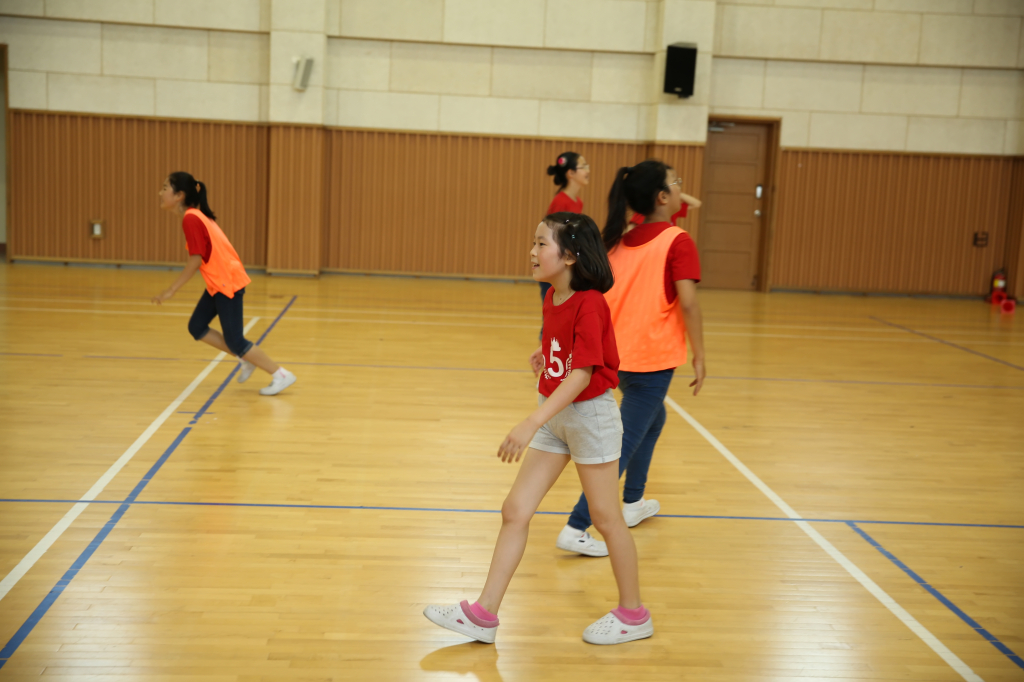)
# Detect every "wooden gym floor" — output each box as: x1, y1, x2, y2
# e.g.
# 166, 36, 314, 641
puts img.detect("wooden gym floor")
0, 262, 1021, 681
